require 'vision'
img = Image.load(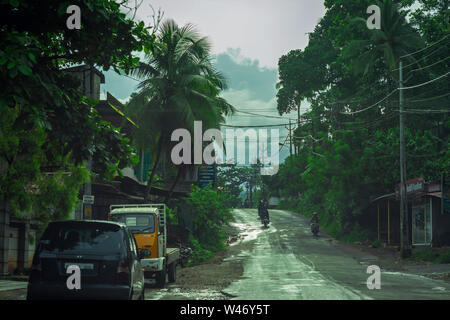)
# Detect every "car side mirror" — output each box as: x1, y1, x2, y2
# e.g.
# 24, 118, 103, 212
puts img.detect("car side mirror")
139, 249, 150, 259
